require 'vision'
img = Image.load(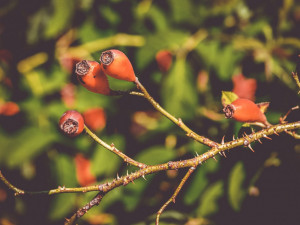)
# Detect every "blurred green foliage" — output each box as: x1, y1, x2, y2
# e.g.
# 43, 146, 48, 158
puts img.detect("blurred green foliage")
0, 0, 300, 225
